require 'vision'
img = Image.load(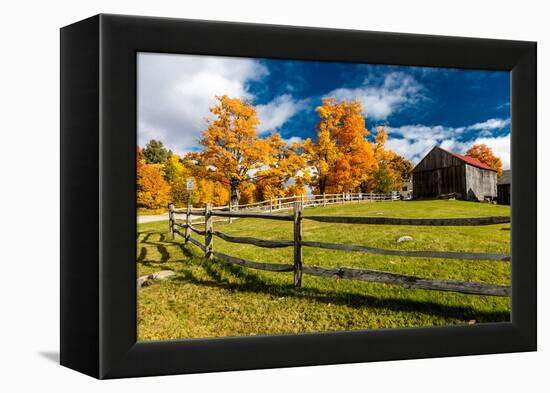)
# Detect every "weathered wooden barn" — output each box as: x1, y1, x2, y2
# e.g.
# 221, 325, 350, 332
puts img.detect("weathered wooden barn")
412, 146, 497, 201
497, 170, 511, 205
